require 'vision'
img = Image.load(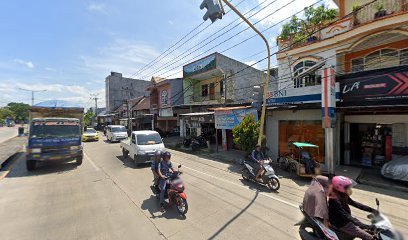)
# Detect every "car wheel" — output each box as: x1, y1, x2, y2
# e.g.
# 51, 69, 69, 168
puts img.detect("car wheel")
76, 156, 83, 165
26, 160, 37, 171
133, 155, 139, 167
